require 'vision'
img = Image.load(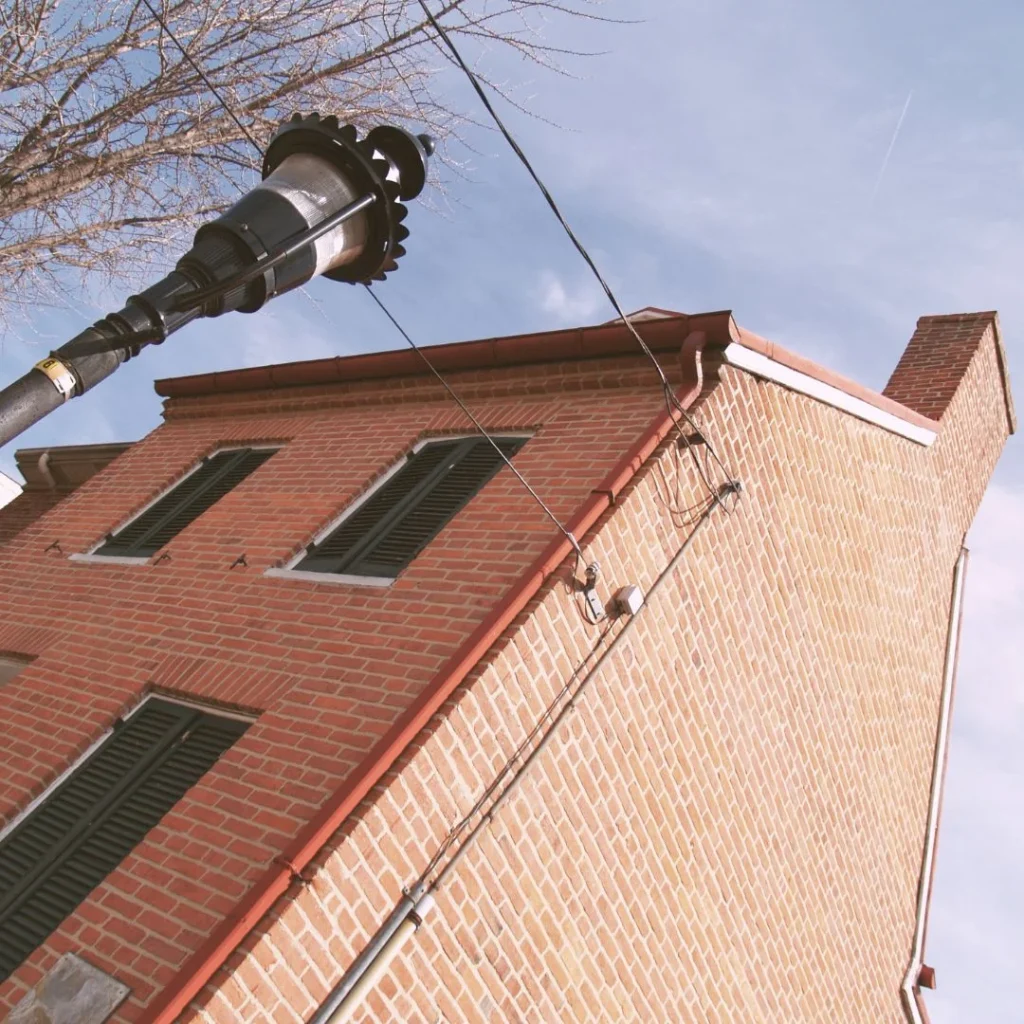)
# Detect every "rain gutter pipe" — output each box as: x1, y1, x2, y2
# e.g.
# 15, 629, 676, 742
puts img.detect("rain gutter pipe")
312, 893, 436, 1024
315, 528, 968, 1024
900, 546, 968, 1023
311, 476, 738, 1024
142, 330, 713, 1024
37, 451, 56, 490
